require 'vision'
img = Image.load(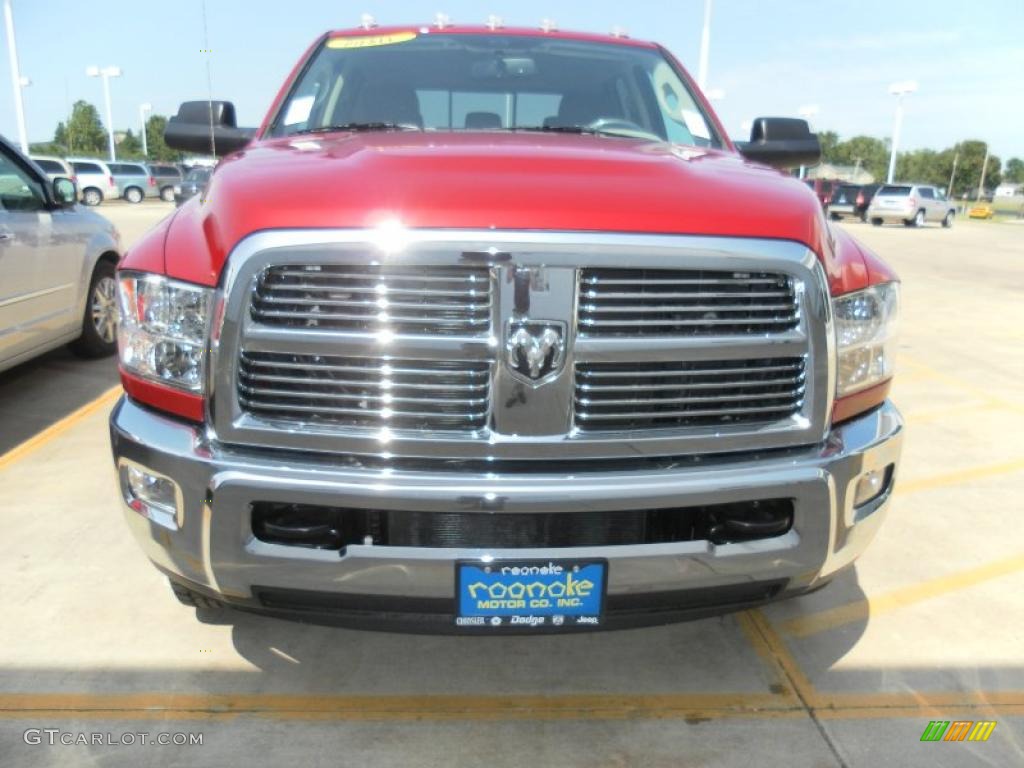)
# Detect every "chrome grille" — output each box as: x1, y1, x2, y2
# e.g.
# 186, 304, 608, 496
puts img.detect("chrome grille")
574, 357, 806, 431
238, 351, 490, 432
578, 268, 798, 336
216, 231, 828, 460
251, 264, 492, 336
